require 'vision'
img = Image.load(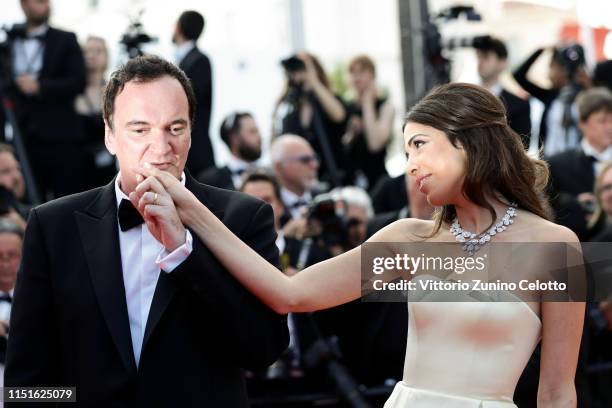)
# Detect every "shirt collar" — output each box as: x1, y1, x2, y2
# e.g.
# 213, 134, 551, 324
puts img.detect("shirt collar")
226, 154, 253, 174
114, 171, 186, 207
26, 24, 48, 38
174, 40, 195, 64
280, 187, 311, 207
581, 138, 612, 162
